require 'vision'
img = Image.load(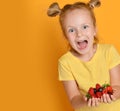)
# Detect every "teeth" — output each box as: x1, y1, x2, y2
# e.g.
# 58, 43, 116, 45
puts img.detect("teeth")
78, 40, 88, 44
